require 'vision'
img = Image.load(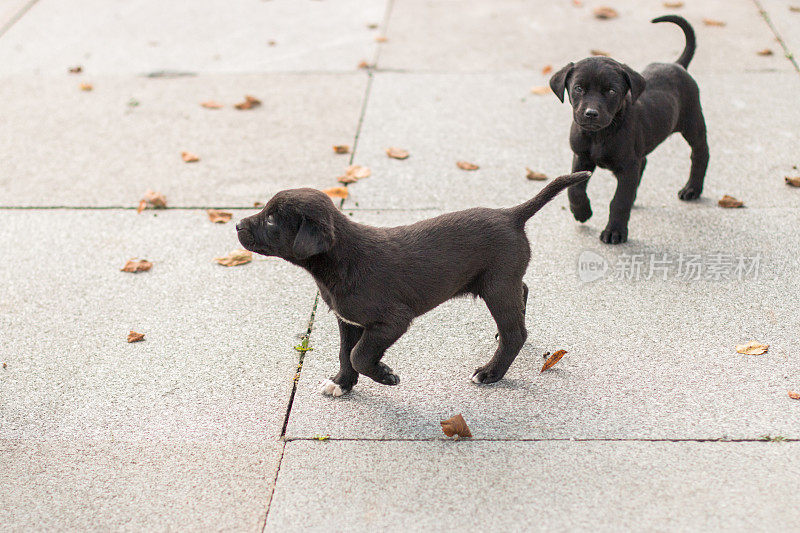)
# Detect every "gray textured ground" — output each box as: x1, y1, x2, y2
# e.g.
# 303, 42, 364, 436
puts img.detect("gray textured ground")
2, 0, 799, 530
